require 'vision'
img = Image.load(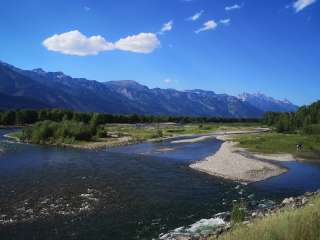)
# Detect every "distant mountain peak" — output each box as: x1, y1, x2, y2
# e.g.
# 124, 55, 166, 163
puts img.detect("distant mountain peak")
32, 68, 47, 74
31, 68, 71, 80
239, 92, 295, 105
107, 80, 141, 85
0, 60, 299, 117
238, 92, 298, 112
106, 80, 148, 90
53, 71, 69, 79
185, 89, 216, 95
